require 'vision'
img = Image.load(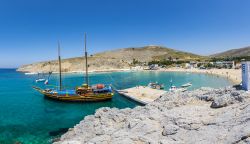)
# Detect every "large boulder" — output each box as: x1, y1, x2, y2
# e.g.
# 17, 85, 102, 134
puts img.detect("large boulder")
210, 94, 232, 108
210, 89, 246, 108
162, 124, 179, 136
